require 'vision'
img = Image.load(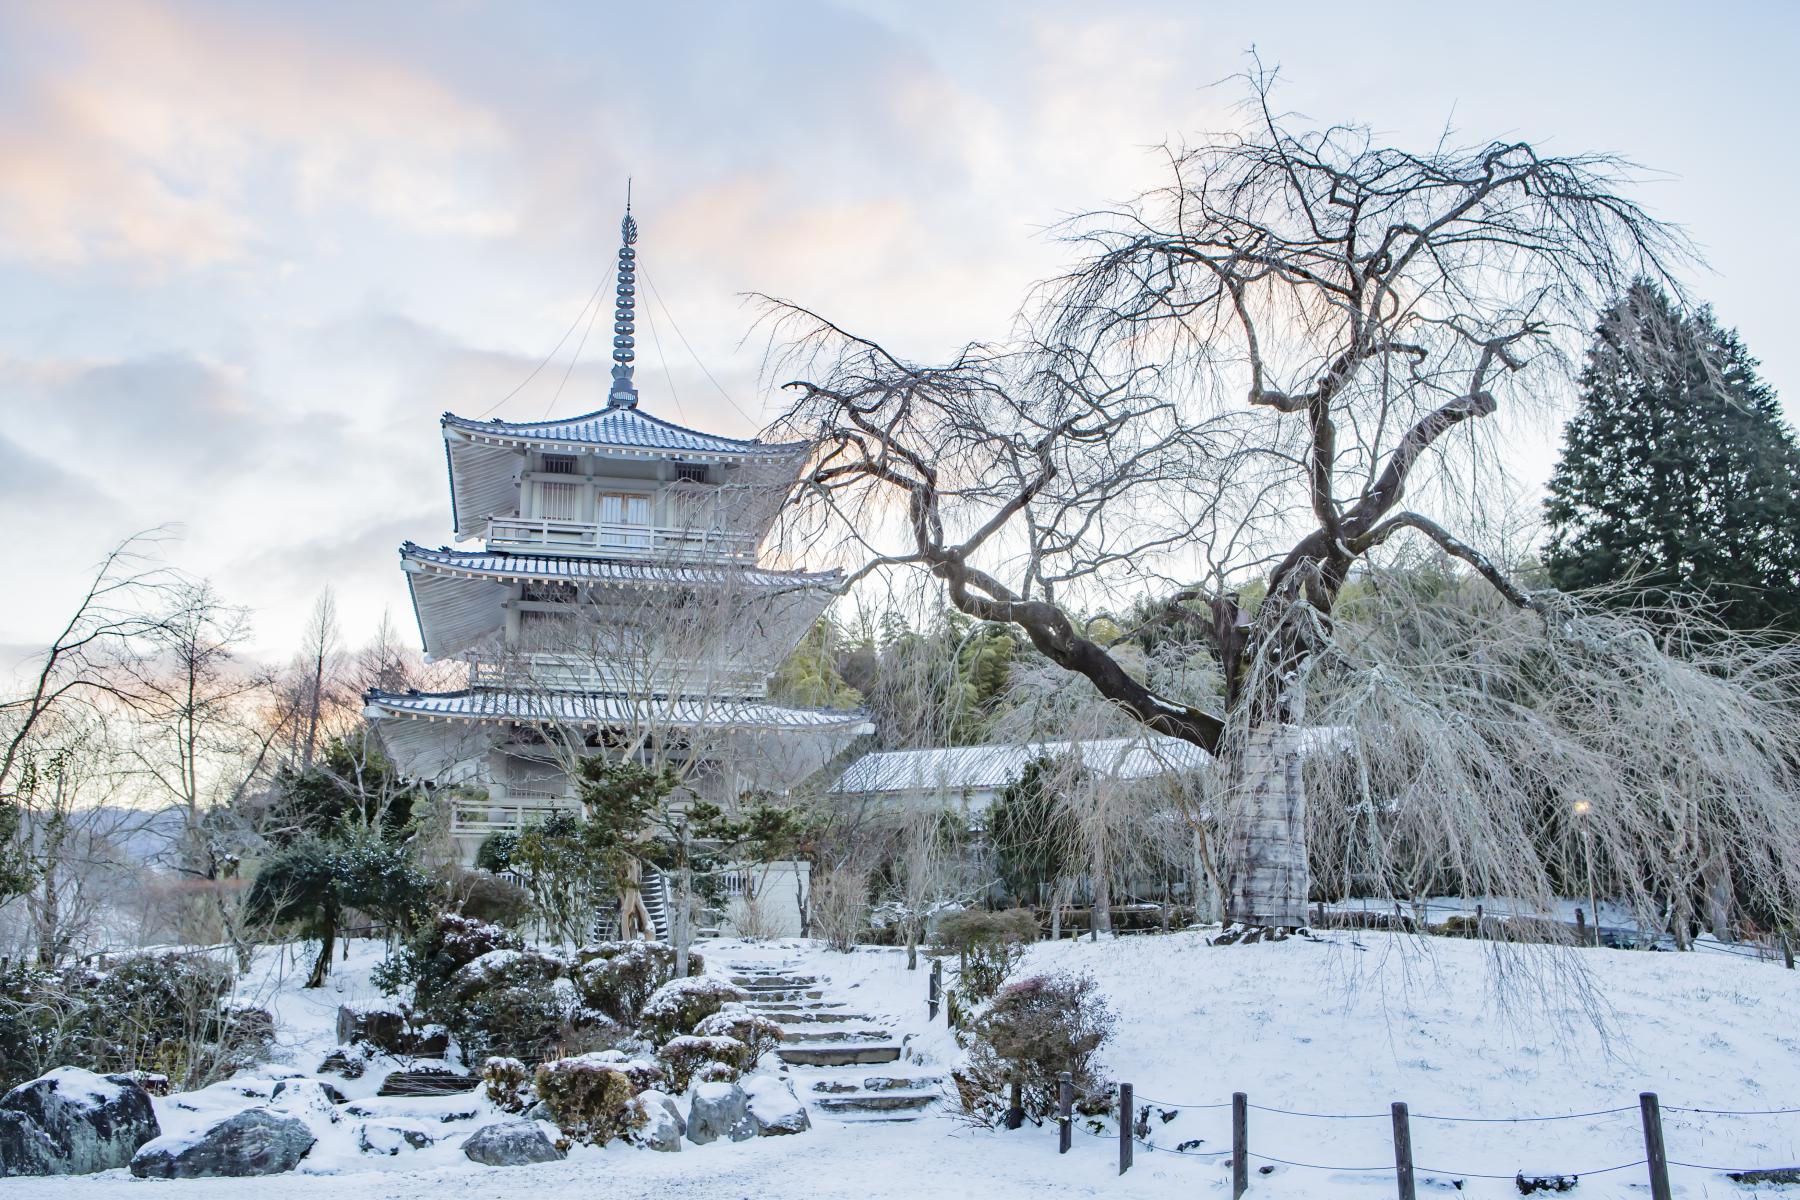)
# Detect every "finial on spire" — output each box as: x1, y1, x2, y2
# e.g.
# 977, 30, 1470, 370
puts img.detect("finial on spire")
609, 180, 639, 409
